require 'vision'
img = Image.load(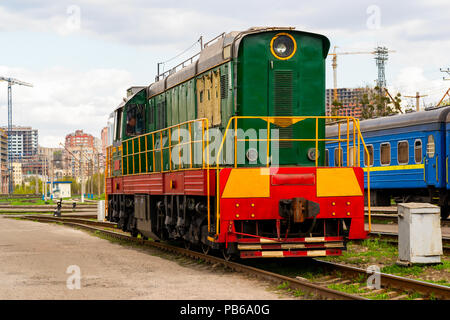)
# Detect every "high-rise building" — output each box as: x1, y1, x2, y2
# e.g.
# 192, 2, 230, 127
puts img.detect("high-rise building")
325, 88, 364, 119
64, 130, 98, 180
12, 162, 23, 187
0, 126, 38, 161
0, 129, 8, 193
65, 130, 94, 149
